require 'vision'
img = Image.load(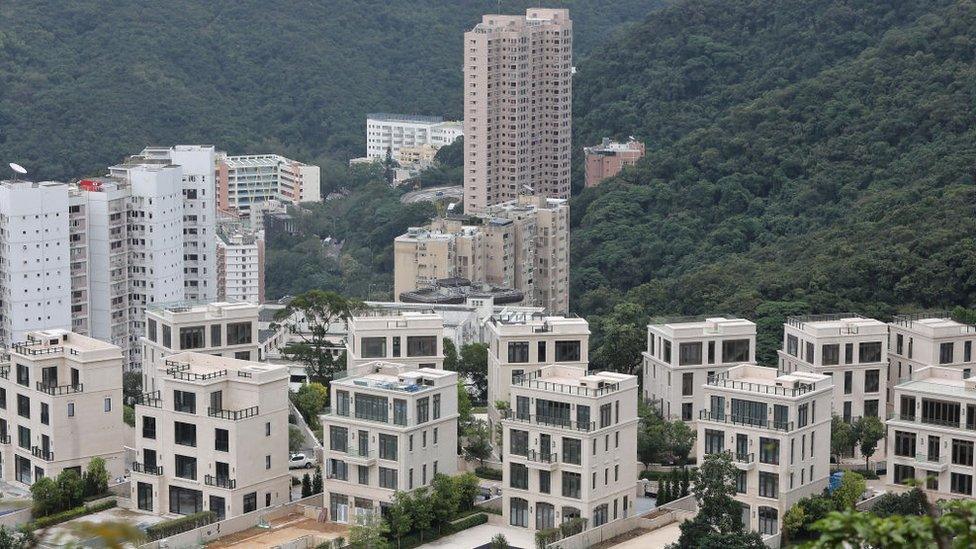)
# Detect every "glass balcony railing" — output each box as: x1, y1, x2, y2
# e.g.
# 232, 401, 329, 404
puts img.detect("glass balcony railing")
500, 409, 595, 432
699, 410, 793, 432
